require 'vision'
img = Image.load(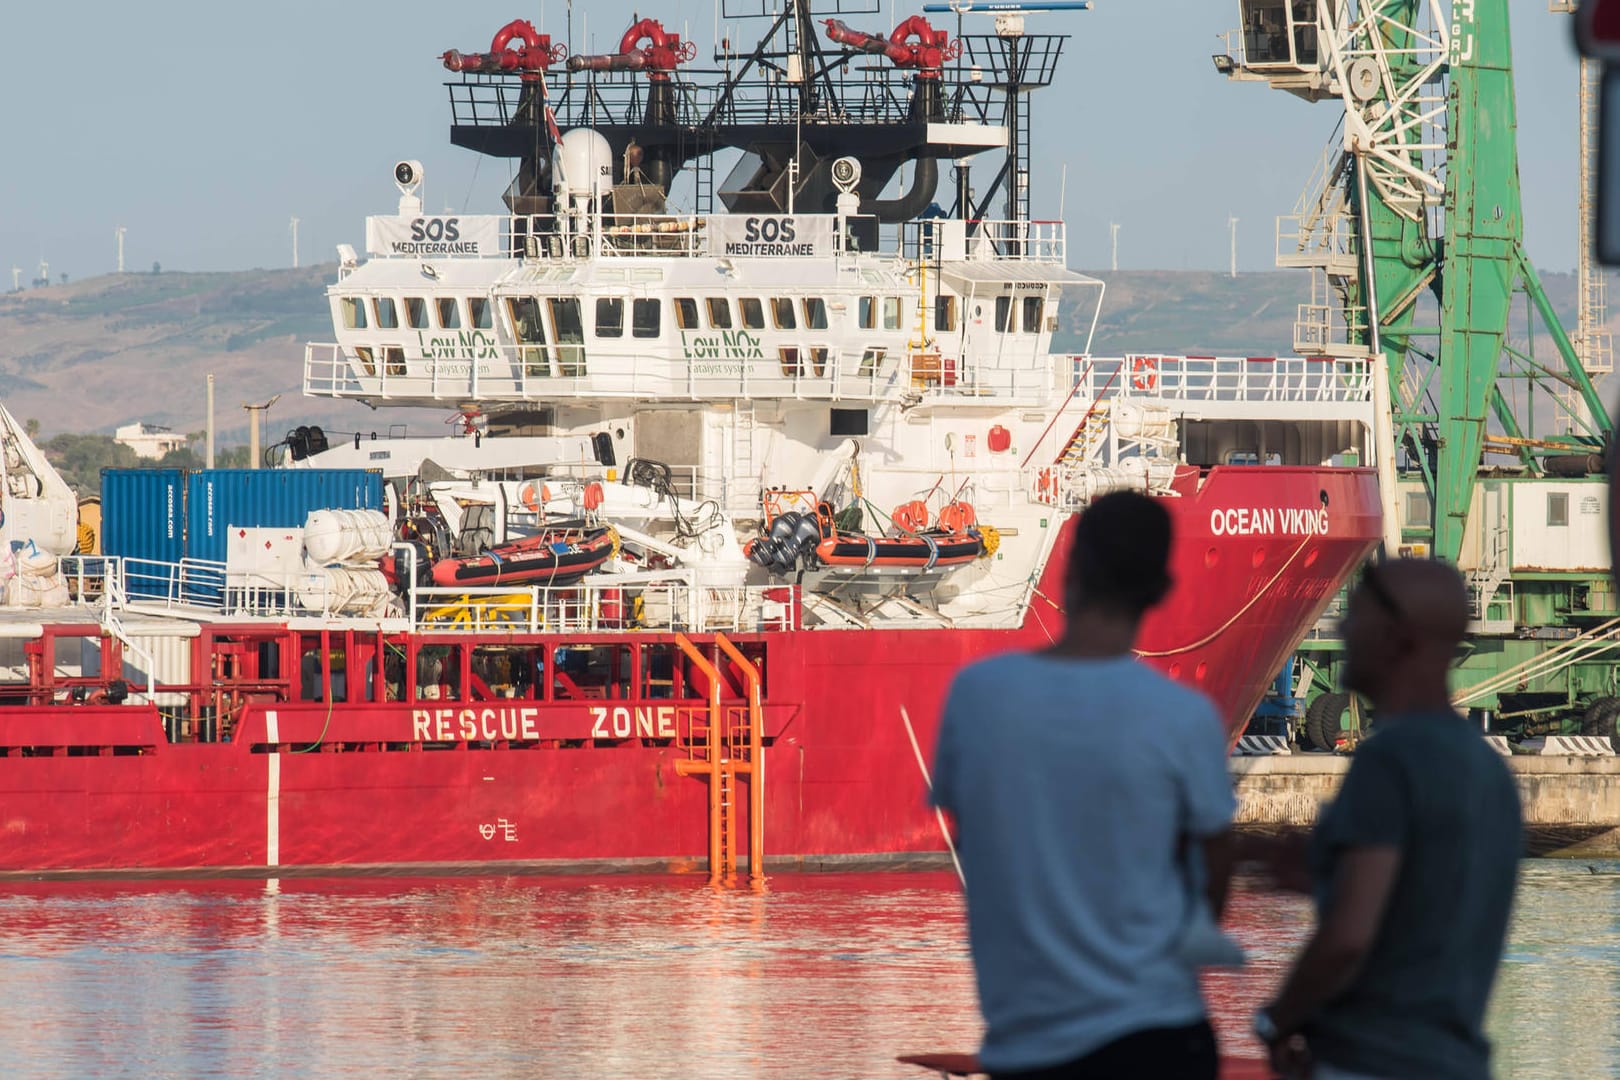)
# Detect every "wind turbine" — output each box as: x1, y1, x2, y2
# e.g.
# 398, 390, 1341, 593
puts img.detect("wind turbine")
1109, 222, 1119, 271
116, 226, 127, 274
1228, 214, 1239, 279
290, 217, 300, 269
